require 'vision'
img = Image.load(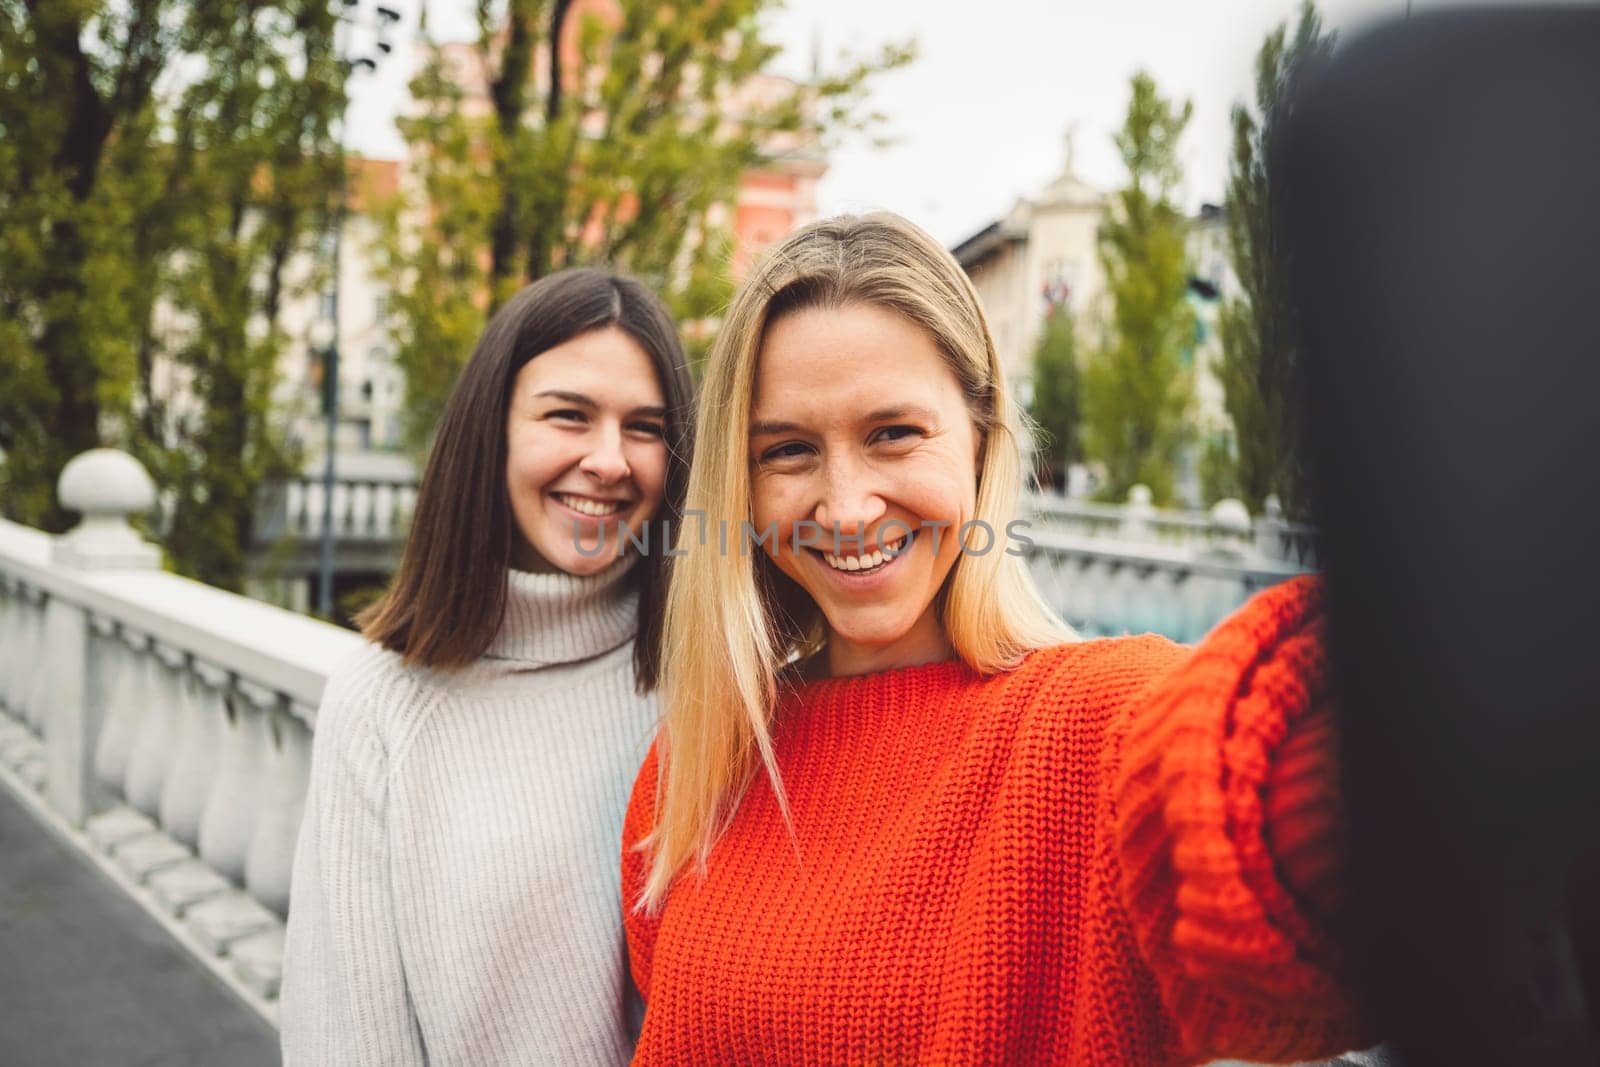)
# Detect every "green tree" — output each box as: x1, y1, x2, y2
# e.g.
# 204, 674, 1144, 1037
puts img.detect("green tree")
0, 0, 166, 530
1081, 71, 1196, 504
1217, 1, 1333, 518
0, 1, 345, 591
381, 0, 913, 452
1026, 305, 1083, 490
136, 4, 344, 590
